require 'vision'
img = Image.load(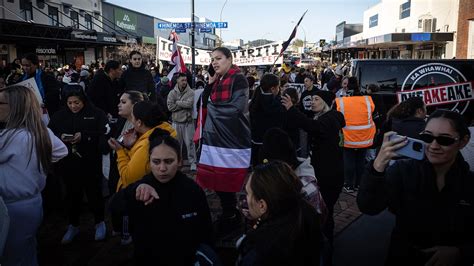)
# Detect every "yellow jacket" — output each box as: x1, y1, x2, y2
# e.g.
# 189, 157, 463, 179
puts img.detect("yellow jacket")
116, 122, 177, 191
